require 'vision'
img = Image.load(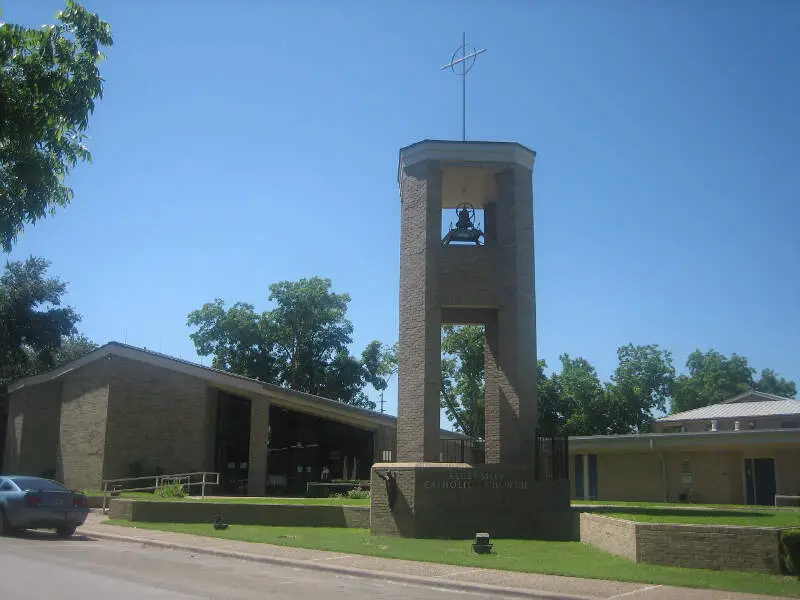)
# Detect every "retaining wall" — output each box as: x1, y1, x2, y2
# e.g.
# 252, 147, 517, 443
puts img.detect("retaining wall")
580, 513, 782, 574
109, 499, 370, 529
